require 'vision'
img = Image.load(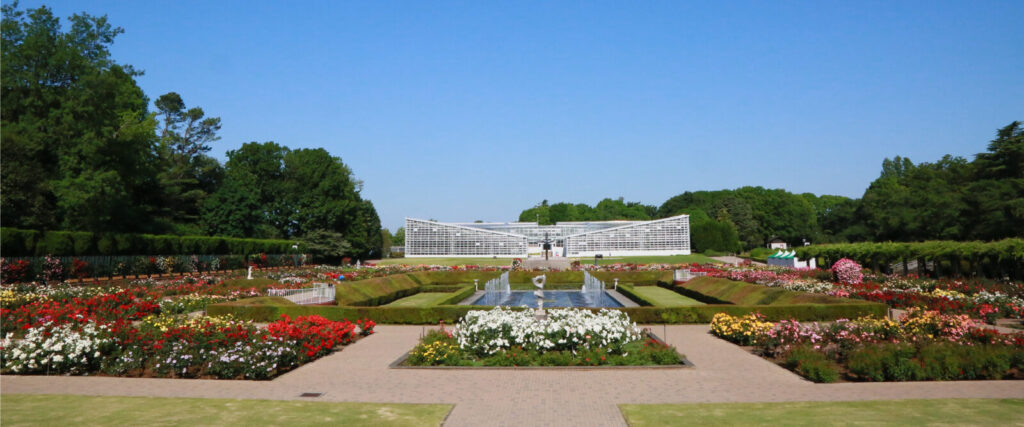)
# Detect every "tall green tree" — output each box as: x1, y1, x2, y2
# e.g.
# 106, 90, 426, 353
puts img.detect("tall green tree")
153, 91, 223, 232
1, 3, 161, 232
